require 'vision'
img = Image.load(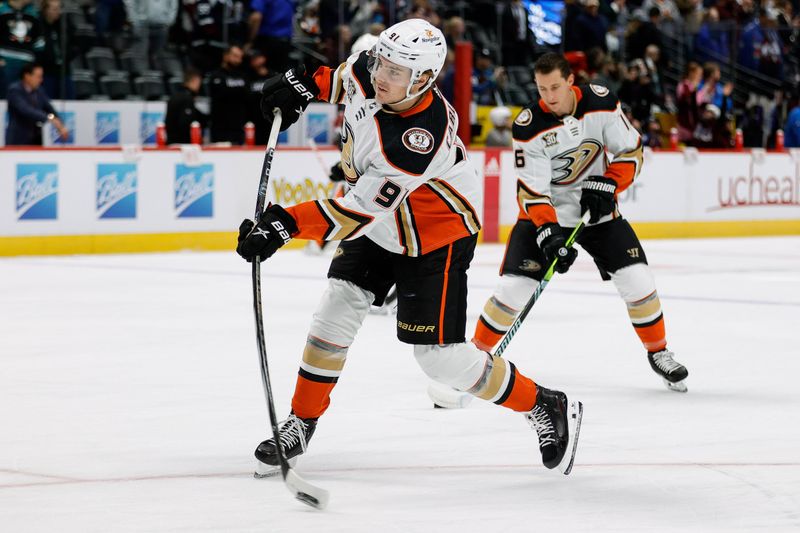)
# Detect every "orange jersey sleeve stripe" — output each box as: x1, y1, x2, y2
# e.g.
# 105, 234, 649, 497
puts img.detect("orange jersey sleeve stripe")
286, 200, 373, 242
605, 142, 643, 193
312, 64, 346, 104
438, 243, 453, 344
